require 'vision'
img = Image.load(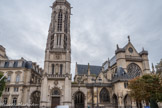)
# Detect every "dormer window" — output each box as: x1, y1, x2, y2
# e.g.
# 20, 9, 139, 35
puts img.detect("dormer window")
4, 62, 9, 68
13, 61, 18, 68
